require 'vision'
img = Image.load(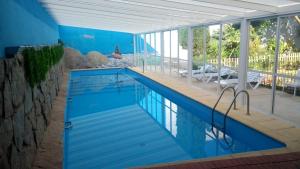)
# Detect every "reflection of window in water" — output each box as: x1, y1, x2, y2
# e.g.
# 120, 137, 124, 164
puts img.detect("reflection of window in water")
136, 85, 251, 158
83, 34, 94, 39
136, 86, 206, 157
176, 106, 206, 158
